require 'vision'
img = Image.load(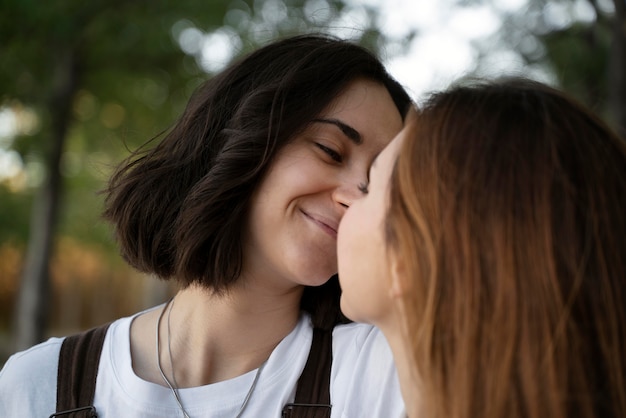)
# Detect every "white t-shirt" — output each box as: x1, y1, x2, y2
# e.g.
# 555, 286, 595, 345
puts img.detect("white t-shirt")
0, 309, 404, 417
